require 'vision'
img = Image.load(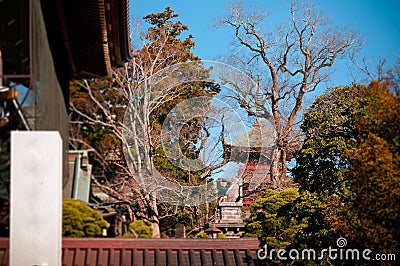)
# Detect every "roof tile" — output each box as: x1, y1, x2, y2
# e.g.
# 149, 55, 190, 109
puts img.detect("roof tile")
0, 237, 284, 266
